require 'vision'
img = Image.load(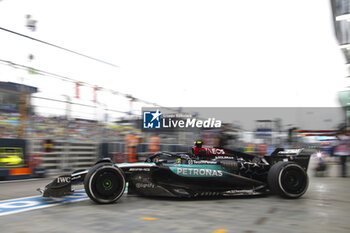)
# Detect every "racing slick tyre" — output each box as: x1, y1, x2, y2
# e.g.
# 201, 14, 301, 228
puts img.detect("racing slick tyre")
267, 161, 308, 198
84, 162, 126, 204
